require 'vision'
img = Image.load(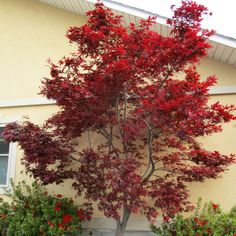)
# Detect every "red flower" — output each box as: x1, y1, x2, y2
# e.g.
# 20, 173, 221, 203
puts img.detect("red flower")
77, 209, 86, 221
56, 194, 63, 198
62, 214, 73, 224
194, 217, 200, 224
201, 219, 208, 226
48, 220, 54, 227
212, 203, 219, 209
54, 207, 61, 212
194, 217, 208, 226
55, 202, 62, 207
58, 223, 64, 229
